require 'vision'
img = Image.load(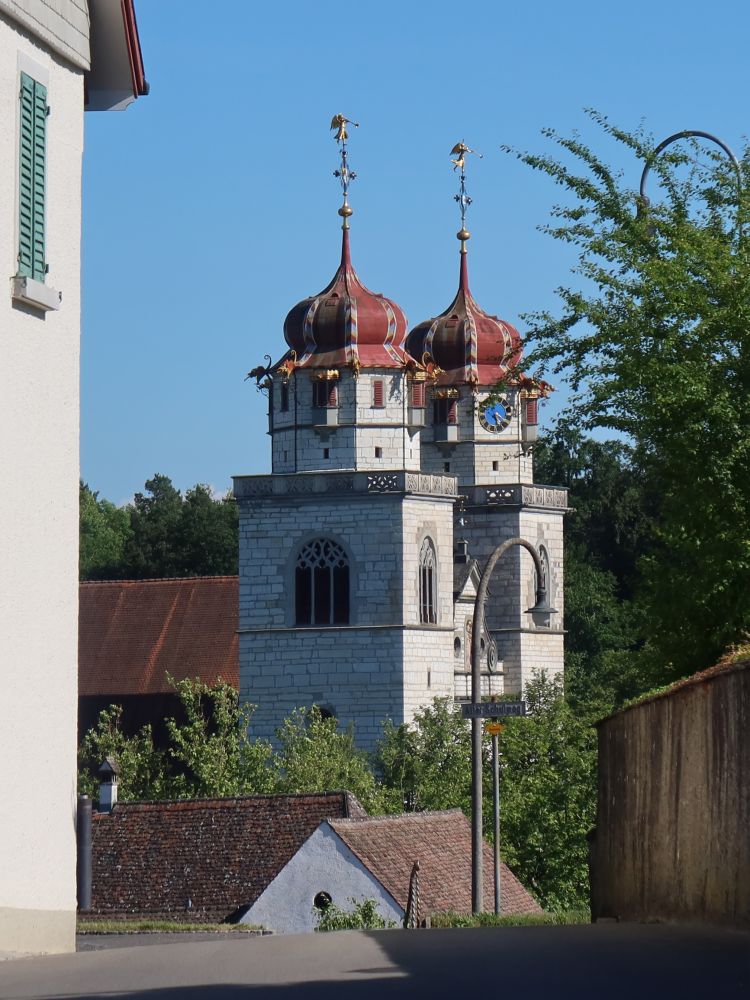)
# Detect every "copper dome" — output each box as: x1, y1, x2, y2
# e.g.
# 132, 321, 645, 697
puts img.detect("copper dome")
406, 252, 523, 385
283, 228, 411, 370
